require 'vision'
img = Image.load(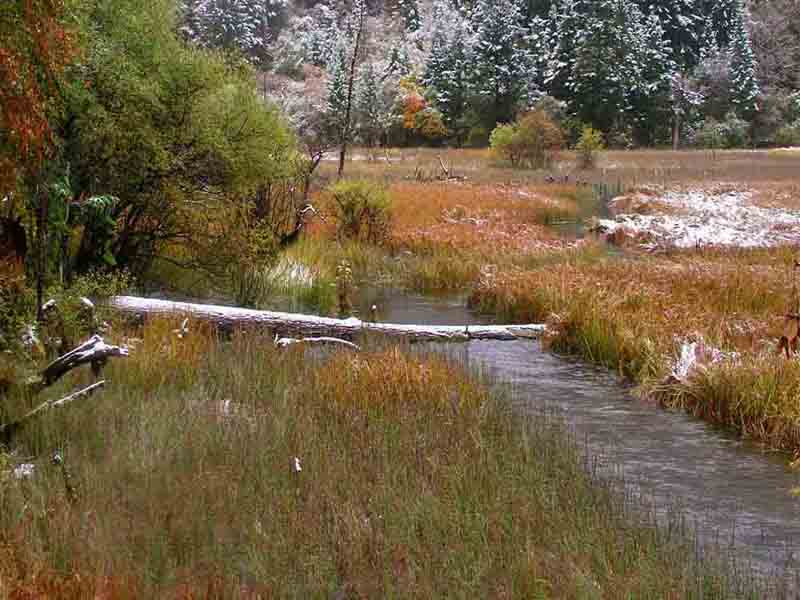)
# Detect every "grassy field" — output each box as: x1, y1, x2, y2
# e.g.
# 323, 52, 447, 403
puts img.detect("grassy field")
317, 147, 800, 188
309, 148, 800, 455
0, 318, 767, 597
